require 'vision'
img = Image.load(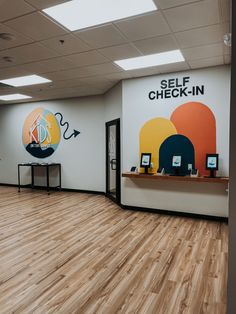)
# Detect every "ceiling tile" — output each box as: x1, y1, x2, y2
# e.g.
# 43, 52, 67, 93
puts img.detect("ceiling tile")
157, 61, 190, 74
224, 54, 231, 64
0, 23, 34, 50
0, 0, 230, 104
85, 80, 116, 91
219, 0, 230, 22
115, 11, 171, 41
128, 67, 161, 79
85, 63, 123, 76
133, 34, 178, 55
155, 0, 201, 10
22, 57, 74, 74
98, 44, 141, 61
4, 11, 68, 41
0, 0, 35, 22
128, 61, 189, 78
182, 43, 224, 61
189, 56, 224, 69
25, 0, 70, 9
66, 51, 109, 67
0, 42, 59, 68
31, 85, 103, 99
49, 78, 89, 89
75, 24, 127, 49
18, 78, 89, 94
40, 34, 91, 56
0, 64, 31, 80
79, 76, 113, 85
45, 63, 123, 81
43, 67, 91, 81
175, 24, 224, 49
105, 72, 132, 81
222, 22, 230, 34
0, 85, 16, 94
163, 0, 220, 32
223, 44, 231, 55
